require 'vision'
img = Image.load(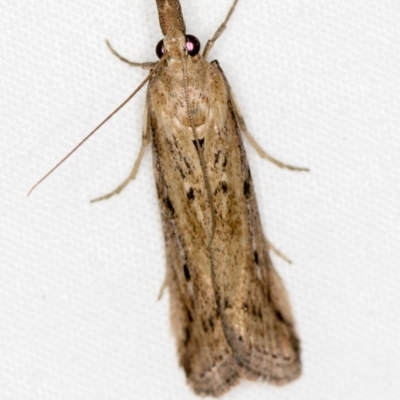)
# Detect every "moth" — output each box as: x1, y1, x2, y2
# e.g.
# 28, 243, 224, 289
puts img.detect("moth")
30, 0, 305, 396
